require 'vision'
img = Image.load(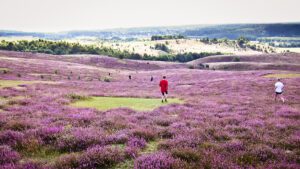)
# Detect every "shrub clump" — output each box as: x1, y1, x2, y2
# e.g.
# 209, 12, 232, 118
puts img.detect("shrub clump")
132, 128, 156, 141
0, 130, 24, 148
134, 151, 183, 169
79, 145, 124, 168
126, 137, 147, 149
0, 145, 20, 165
67, 93, 91, 102
56, 128, 106, 152
171, 148, 201, 163
54, 153, 81, 169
